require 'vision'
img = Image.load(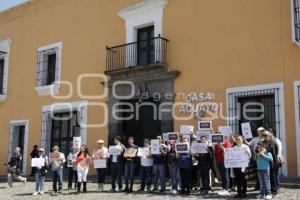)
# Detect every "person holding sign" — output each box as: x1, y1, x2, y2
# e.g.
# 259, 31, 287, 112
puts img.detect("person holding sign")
32, 148, 48, 195
177, 138, 193, 195
67, 147, 79, 190
167, 140, 179, 194
93, 139, 109, 192
123, 137, 138, 192
152, 135, 168, 193
109, 136, 126, 192
215, 136, 232, 196
49, 146, 65, 195
196, 136, 214, 195
232, 135, 251, 198
137, 138, 153, 192
73, 144, 91, 193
